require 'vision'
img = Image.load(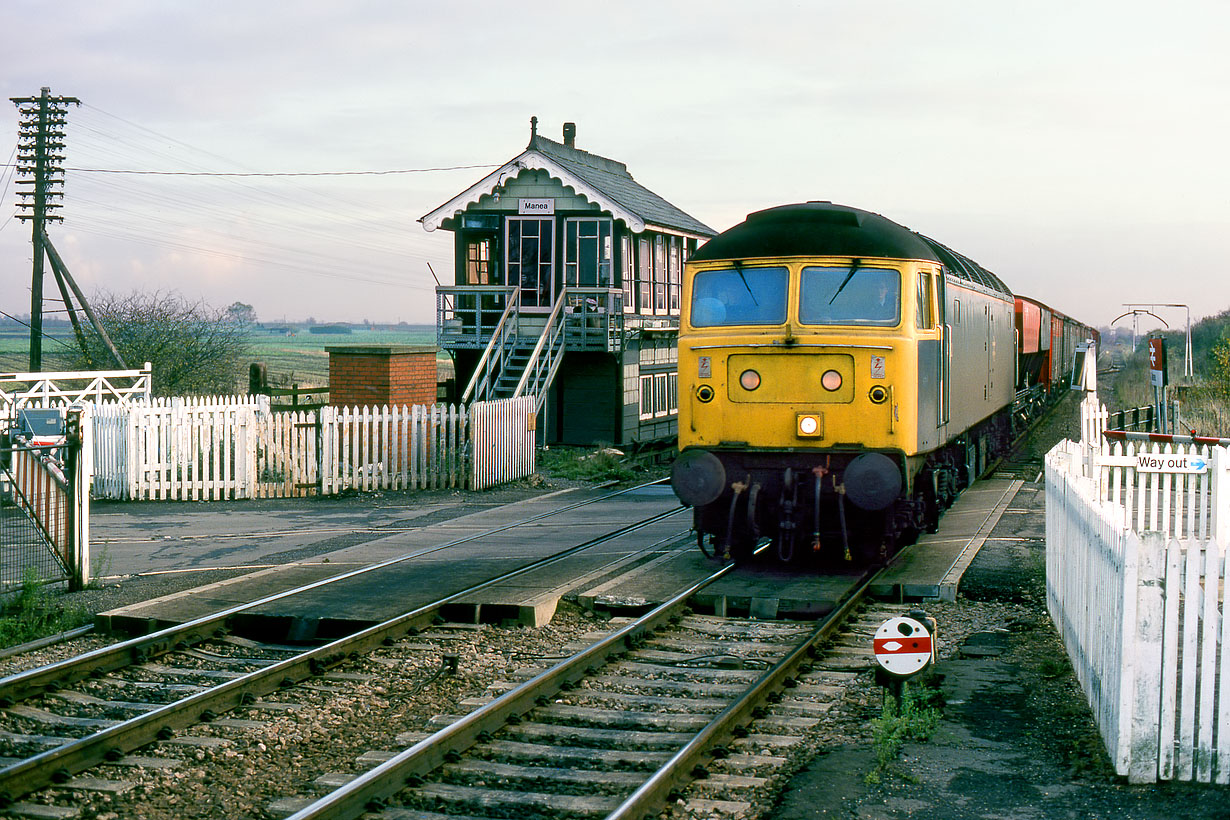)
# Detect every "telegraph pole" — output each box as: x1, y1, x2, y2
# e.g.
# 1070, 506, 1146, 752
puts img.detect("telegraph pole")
11, 87, 80, 370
